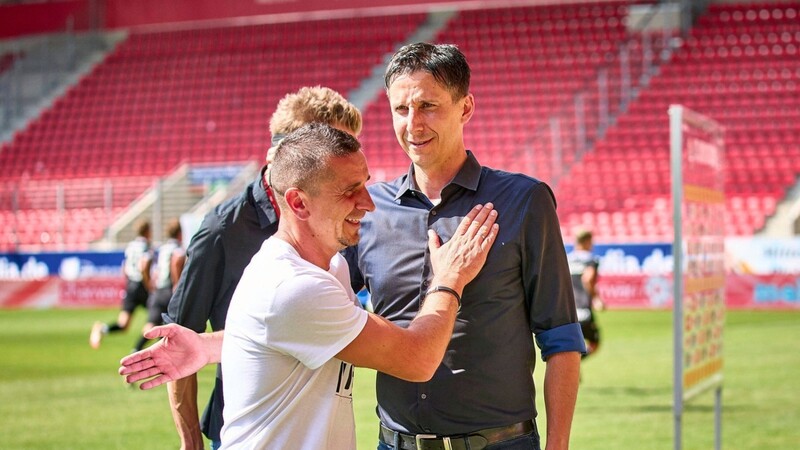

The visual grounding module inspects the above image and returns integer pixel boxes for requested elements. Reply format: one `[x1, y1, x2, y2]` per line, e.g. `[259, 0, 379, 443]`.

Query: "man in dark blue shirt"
[345, 43, 585, 450]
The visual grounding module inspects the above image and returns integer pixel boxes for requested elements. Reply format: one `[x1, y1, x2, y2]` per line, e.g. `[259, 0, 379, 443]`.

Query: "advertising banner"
[670, 104, 725, 450]
[0, 251, 124, 308]
[4, 241, 800, 308]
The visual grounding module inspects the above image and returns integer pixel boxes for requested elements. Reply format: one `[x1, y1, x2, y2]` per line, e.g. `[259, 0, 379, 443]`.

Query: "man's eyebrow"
[341, 175, 370, 191]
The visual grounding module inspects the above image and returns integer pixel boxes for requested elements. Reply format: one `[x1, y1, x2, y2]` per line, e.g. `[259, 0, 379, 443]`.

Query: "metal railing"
[522, 0, 685, 188]
[0, 26, 113, 141]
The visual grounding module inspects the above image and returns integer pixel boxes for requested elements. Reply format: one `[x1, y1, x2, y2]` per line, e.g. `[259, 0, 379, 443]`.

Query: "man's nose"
[358, 189, 376, 212]
[406, 108, 423, 134]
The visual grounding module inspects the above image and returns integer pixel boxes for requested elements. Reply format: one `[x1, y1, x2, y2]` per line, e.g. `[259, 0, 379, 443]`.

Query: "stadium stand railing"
[357, 1, 651, 183]
[0, 13, 427, 250]
[556, 2, 800, 242]
[2, 1, 797, 250]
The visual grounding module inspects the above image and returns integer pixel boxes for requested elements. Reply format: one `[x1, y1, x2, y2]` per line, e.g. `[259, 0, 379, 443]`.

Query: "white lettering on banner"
[645, 276, 672, 307]
[598, 249, 673, 275]
[600, 283, 639, 298]
[60, 281, 124, 304]
[595, 275, 673, 308]
[0, 256, 120, 281]
[58, 257, 119, 280]
[0, 257, 49, 280]
[59, 257, 81, 281]
[598, 249, 641, 274]
[686, 137, 721, 169]
[642, 249, 673, 275]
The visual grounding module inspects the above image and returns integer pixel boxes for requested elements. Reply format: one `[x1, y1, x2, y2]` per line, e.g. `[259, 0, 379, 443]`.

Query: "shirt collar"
[394, 150, 482, 201]
[255, 166, 280, 226]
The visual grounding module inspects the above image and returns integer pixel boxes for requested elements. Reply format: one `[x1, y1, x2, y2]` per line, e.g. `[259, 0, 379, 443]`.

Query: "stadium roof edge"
[125, 0, 626, 34]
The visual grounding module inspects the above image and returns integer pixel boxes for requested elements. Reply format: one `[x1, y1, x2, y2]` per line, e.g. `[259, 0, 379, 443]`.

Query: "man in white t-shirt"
[220, 228, 365, 448]
[122, 122, 499, 449]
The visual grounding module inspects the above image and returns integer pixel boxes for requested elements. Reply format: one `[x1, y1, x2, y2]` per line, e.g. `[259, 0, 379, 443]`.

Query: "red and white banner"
[0, 278, 123, 309]
[597, 273, 800, 309]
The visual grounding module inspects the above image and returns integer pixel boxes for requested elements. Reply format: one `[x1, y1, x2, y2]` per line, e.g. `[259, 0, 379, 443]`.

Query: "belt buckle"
[414, 434, 453, 450]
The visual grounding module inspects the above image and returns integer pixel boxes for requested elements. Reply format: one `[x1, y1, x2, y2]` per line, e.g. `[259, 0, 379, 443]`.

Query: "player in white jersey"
[90, 219, 153, 350]
[133, 219, 186, 352]
[567, 228, 602, 358]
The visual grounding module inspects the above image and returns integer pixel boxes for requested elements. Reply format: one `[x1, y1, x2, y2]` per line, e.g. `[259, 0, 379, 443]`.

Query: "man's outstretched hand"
[119, 324, 216, 390]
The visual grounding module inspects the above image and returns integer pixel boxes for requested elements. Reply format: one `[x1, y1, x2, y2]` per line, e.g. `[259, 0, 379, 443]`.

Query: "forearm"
[167, 375, 204, 450]
[543, 351, 581, 450]
[404, 285, 462, 376]
[201, 330, 224, 365]
[338, 286, 460, 382]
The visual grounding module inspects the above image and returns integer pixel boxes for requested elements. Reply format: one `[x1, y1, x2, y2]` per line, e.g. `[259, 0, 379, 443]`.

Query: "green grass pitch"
[0, 308, 797, 449]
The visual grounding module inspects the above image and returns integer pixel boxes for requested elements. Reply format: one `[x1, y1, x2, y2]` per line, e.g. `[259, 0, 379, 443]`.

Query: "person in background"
[132, 218, 186, 352]
[567, 227, 602, 359]
[164, 86, 363, 450]
[90, 219, 153, 351]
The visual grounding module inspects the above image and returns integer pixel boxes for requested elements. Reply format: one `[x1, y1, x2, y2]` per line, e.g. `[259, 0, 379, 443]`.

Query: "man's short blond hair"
[269, 86, 362, 137]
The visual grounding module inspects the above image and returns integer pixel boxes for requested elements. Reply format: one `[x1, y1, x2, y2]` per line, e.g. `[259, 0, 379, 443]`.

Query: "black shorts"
[147, 288, 172, 325]
[122, 280, 149, 313]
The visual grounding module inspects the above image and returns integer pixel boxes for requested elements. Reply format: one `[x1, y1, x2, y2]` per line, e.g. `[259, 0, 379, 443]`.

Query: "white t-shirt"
[220, 237, 369, 450]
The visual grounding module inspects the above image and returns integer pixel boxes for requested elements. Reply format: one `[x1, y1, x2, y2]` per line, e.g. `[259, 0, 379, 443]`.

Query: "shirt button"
[421, 394, 427, 400]
[431, 210, 437, 216]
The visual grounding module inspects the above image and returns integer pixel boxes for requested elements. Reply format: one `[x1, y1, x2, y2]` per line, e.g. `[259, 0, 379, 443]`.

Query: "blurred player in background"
[132, 218, 186, 352]
[90, 219, 153, 351]
[567, 228, 602, 358]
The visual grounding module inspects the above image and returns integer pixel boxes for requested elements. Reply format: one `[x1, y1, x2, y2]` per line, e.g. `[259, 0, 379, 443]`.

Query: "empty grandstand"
[0, 0, 798, 252]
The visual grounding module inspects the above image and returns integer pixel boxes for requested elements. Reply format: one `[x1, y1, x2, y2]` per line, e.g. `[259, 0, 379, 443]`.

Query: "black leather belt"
[379, 420, 535, 450]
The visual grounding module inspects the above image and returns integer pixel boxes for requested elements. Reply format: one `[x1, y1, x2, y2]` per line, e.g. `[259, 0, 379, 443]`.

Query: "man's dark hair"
[165, 218, 182, 240]
[384, 42, 471, 100]
[270, 123, 361, 197]
[134, 219, 151, 238]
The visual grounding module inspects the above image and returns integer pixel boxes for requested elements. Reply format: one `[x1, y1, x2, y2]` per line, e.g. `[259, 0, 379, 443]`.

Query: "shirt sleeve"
[266, 272, 368, 370]
[166, 214, 226, 332]
[535, 322, 586, 360]
[522, 182, 586, 358]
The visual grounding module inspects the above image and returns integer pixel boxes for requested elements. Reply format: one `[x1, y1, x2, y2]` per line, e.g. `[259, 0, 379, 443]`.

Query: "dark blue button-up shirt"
[344, 151, 584, 435]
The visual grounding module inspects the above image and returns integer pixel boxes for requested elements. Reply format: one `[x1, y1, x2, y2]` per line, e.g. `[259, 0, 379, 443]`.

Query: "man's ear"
[284, 188, 310, 220]
[461, 93, 475, 125]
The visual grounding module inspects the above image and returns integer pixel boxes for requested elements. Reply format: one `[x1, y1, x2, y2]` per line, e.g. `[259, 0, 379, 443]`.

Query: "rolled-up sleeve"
[535, 322, 586, 360]
[522, 183, 587, 360]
